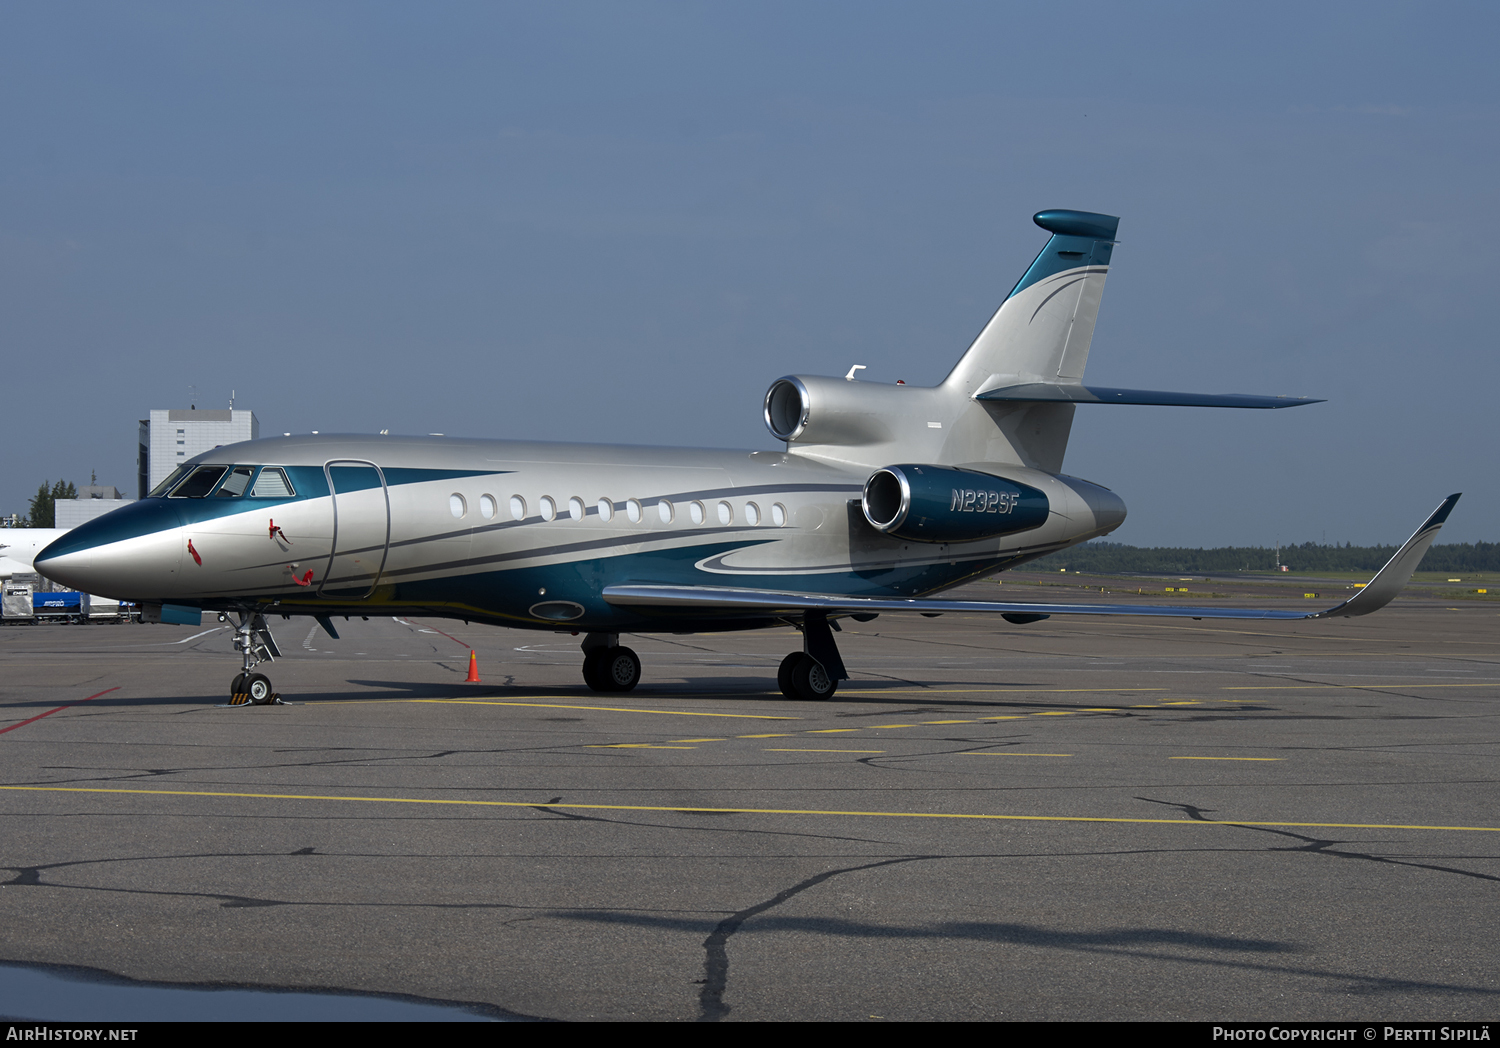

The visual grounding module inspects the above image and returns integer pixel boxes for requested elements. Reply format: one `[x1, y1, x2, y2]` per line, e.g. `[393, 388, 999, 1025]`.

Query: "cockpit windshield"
[158, 464, 298, 499]
[147, 465, 191, 498]
[168, 465, 229, 498]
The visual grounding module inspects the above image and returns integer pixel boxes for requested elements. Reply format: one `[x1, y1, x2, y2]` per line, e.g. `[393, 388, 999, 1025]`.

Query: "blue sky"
[3, 3, 1495, 545]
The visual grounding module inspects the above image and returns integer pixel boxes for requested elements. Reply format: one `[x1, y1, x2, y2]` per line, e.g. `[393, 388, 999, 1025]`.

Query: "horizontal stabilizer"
[975, 384, 1323, 409]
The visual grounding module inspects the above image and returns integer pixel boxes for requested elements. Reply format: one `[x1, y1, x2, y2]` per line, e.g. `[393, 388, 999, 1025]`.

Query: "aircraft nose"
[34, 502, 185, 600]
[34, 545, 94, 592]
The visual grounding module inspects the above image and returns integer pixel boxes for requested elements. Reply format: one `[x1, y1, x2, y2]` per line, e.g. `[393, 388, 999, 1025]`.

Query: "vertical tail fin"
[944, 210, 1119, 397]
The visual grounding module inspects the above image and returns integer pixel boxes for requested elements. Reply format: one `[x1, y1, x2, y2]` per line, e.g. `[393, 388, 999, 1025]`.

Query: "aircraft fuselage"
[36, 434, 1126, 634]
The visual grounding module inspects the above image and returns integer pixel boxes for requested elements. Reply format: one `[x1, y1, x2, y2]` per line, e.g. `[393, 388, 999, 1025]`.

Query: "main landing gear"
[224, 610, 283, 706]
[778, 612, 850, 701]
[576, 614, 850, 700]
[581, 632, 641, 692]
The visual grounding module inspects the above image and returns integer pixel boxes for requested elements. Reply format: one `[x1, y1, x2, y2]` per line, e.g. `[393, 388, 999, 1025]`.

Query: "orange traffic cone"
[465, 650, 481, 683]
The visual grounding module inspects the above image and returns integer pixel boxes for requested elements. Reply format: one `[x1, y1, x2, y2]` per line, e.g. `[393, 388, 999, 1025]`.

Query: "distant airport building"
[138, 408, 259, 497]
[54, 485, 135, 529]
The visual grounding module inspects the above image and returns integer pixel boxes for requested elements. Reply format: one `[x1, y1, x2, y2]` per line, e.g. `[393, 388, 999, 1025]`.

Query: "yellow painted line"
[841, 688, 1168, 696]
[867, 724, 917, 729]
[1161, 701, 1202, 706]
[765, 748, 886, 754]
[3, 785, 1495, 833]
[410, 699, 796, 720]
[922, 719, 977, 724]
[586, 744, 697, 749]
[963, 752, 1072, 757]
[805, 729, 861, 734]
[1221, 684, 1498, 691]
[1080, 708, 1120, 712]
[1171, 756, 1284, 762]
[738, 733, 796, 739]
[669, 738, 727, 743]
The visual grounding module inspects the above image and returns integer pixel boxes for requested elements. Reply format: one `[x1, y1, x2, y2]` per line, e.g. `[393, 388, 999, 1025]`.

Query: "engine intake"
[862, 464, 1049, 543]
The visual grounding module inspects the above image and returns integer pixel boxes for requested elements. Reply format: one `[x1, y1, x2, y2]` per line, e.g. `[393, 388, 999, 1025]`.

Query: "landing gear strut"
[581, 632, 641, 692]
[778, 612, 849, 701]
[226, 610, 282, 705]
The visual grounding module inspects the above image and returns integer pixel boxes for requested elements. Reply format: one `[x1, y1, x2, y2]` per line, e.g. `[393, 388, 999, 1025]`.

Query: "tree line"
[4, 480, 78, 529]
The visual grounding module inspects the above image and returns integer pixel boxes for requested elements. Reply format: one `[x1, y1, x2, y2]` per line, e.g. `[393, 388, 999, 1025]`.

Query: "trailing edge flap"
[603, 495, 1459, 623]
[975, 383, 1325, 409]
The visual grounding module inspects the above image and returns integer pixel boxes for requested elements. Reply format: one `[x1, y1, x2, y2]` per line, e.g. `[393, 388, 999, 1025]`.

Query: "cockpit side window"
[169, 465, 229, 498]
[148, 465, 191, 498]
[212, 466, 256, 498]
[251, 467, 295, 498]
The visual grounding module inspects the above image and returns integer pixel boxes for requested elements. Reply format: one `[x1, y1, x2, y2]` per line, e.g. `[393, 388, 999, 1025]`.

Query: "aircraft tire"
[230, 673, 246, 700]
[582, 651, 610, 692]
[246, 673, 274, 705]
[790, 655, 837, 701]
[602, 647, 640, 692]
[776, 652, 801, 698]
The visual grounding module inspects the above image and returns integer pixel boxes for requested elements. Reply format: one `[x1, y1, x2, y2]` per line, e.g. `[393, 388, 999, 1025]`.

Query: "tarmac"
[1, 579, 1497, 1021]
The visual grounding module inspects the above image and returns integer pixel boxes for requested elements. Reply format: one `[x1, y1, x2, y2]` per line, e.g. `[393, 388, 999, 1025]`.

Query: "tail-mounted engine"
[861, 464, 1049, 543]
[764, 375, 913, 446]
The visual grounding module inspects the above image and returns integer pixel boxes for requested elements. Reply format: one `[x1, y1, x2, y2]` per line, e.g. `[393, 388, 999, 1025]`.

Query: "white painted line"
[172, 627, 227, 644]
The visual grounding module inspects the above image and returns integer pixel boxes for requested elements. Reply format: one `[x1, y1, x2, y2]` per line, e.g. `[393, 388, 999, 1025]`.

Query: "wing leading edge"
[604, 495, 1461, 623]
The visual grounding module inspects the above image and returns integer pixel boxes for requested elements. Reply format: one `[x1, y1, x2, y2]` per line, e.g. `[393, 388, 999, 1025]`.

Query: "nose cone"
[35, 501, 184, 600]
[1061, 476, 1127, 536]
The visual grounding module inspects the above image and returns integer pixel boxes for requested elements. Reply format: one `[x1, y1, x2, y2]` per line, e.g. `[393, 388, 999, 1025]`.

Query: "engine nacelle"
[862, 464, 1049, 543]
[764, 375, 909, 445]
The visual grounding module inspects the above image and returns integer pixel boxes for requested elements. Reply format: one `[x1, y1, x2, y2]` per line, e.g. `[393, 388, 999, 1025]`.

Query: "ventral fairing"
[37, 210, 1459, 704]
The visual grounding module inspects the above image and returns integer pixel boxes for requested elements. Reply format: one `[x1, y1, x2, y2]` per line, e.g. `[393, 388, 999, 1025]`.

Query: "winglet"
[1317, 494, 1461, 618]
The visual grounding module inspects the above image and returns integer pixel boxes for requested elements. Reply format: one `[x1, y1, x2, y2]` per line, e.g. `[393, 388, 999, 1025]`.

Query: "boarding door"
[319, 460, 391, 599]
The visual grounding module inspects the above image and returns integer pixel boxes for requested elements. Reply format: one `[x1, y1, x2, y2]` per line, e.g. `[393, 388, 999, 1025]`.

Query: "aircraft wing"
[604, 494, 1461, 623]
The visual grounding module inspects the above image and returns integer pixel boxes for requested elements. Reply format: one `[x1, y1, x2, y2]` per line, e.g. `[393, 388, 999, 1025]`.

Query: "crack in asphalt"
[1137, 797, 1500, 884]
[696, 855, 937, 1022]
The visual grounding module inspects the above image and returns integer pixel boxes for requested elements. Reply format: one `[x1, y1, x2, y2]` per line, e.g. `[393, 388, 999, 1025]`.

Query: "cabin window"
[479, 494, 496, 519]
[771, 503, 787, 527]
[509, 495, 527, 520]
[569, 497, 585, 521]
[625, 499, 642, 523]
[450, 494, 467, 519]
[213, 466, 256, 498]
[688, 501, 705, 525]
[744, 501, 761, 526]
[170, 465, 229, 499]
[250, 468, 294, 498]
[539, 496, 556, 521]
[657, 500, 674, 524]
[716, 500, 733, 525]
[597, 498, 614, 522]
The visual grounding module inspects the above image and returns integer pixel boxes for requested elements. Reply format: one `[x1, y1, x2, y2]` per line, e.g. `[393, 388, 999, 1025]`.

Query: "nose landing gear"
[226, 610, 284, 706]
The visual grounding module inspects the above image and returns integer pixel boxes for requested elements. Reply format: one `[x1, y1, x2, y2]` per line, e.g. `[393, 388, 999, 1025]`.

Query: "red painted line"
[403, 618, 469, 651]
[0, 687, 120, 736]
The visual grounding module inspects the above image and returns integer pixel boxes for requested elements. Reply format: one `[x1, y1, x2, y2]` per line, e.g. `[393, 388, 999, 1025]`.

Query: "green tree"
[27, 479, 76, 528]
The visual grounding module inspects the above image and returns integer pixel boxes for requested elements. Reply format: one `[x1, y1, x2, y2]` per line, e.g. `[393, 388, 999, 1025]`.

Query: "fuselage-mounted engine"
[861, 464, 1049, 543]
